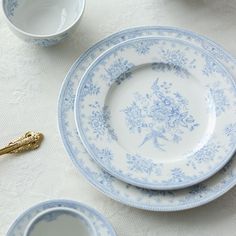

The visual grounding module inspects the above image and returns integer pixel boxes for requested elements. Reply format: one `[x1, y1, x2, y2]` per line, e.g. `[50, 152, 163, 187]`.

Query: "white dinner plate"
[7, 199, 116, 236]
[58, 26, 236, 210]
[75, 36, 236, 190]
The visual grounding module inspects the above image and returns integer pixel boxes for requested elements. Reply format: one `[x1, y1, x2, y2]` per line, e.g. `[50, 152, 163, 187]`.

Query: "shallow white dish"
[7, 200, 116, 236]
[2, 0, 85, 46]
[75, 36, 236, 190]
[58, 26, 236, 211]
[24, 207, 96, 236]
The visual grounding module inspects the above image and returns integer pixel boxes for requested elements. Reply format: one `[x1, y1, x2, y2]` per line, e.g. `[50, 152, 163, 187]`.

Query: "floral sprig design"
[89, 102, 117, 141]
[187, 142, 221, 169]
[201, 40, 230, 62]
[225, 123, 236, 149]
[126, 154, 162, 175]
[77, 157, 118, 194]
[155, 49, 196, 78]
[80, 78, 100, 100]
[163, 168, 195, 184]
[64, 80, 75, 112]
[101, 58, 134, 86]
[203, 56, 227, 77]
[122, 79, 199, 150]
[161, 49, 188, 67]
[208, 82, 230, 116]
[131, 40, 156, 55]
[90, 145, 114, 168]
[122, 102, 146, 134]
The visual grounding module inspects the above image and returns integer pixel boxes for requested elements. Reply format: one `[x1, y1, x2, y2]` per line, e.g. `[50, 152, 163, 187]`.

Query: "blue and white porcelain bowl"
[2, 0, 85, 46]
[23, 207, 96, 236]
[7, 199, 116, 235]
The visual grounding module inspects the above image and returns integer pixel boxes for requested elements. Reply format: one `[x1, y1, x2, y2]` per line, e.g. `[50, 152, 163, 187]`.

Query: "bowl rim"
[2, 0, 86, 38]
[23, 206, 97, 236]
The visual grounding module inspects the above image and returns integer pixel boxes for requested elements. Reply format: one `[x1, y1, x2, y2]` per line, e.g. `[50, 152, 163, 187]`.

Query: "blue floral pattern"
[63, 80, 76, 112]
[225, 123, 236, 148]
[163, 168, 195, 185]
[203, 56, 227, 77]
[101, 58, 134, 86]
[201, 40, 231, 62]
[81, 78, 100, 100]
[131, 40, 156, 55]
[90, 145, 114, 167]
[126, 154, 162, 175]
[208, 82, 230, 116]
[187, 142, 221, 169]
[75, 36, 236, 190]
[159, 49, 196, 78]
[26, 33, 68, 46]
[122, 79, 199, 150]
[58, 26, 236, 211]
[88, 102, 117, 141]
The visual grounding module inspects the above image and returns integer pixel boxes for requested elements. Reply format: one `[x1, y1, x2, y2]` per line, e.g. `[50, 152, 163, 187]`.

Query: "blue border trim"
[58, 26, 236, 211]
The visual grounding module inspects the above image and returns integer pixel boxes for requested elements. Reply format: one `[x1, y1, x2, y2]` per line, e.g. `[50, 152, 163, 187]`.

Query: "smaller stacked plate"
[58, 26, 236, 211]
[74, 36, 236, 191]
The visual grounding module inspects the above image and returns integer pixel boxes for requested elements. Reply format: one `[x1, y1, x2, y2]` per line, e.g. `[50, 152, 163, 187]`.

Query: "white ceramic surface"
[24, 207, 96, 236]
[58, 26, 236, 211]
[75, 36, 236, 190]
[2, 0, 236, 235]
[2, 0, 85, 46]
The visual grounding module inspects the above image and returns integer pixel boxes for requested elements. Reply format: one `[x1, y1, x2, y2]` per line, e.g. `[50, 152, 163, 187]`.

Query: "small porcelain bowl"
[2, 0, 85, 46]
[24, 207, 96, 236]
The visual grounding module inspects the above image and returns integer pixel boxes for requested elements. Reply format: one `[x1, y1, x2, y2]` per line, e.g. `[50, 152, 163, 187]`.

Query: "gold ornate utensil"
[0, 131, 44, 156]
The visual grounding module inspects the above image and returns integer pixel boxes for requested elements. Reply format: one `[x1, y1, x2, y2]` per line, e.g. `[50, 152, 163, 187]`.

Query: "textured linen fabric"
[1, 0, 236, 235]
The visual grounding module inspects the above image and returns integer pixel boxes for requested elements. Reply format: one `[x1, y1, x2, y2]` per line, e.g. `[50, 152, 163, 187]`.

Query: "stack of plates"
[58, 26, 236, 211]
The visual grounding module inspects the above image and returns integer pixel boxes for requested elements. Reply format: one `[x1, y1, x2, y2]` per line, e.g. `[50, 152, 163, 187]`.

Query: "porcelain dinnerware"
[24, 207, 96, 236]
[2, 0, 85, 46]
[58, 26, 236, 211]
[75, 36, 236, 190]
[7, 200, 116, 236]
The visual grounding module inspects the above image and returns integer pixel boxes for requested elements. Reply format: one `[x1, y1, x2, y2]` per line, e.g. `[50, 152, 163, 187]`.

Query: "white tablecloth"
[1, 0, 236, 235]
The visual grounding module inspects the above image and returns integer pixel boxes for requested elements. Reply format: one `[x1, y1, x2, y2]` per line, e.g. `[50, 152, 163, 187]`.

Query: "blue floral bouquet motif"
[151, 49, 196, 78]
[207, 82, 230, 116]
[88, 102, 117, 141]
[225, 122, 236, 149]
[186, 142, 221, 169]
[101, 58, 134, 86]
[122, 79, 199, 150]
[126, 154, 162, 175]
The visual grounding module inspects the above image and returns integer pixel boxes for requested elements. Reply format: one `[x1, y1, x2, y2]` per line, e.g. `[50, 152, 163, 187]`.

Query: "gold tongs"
[0, 131, 44, 156]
